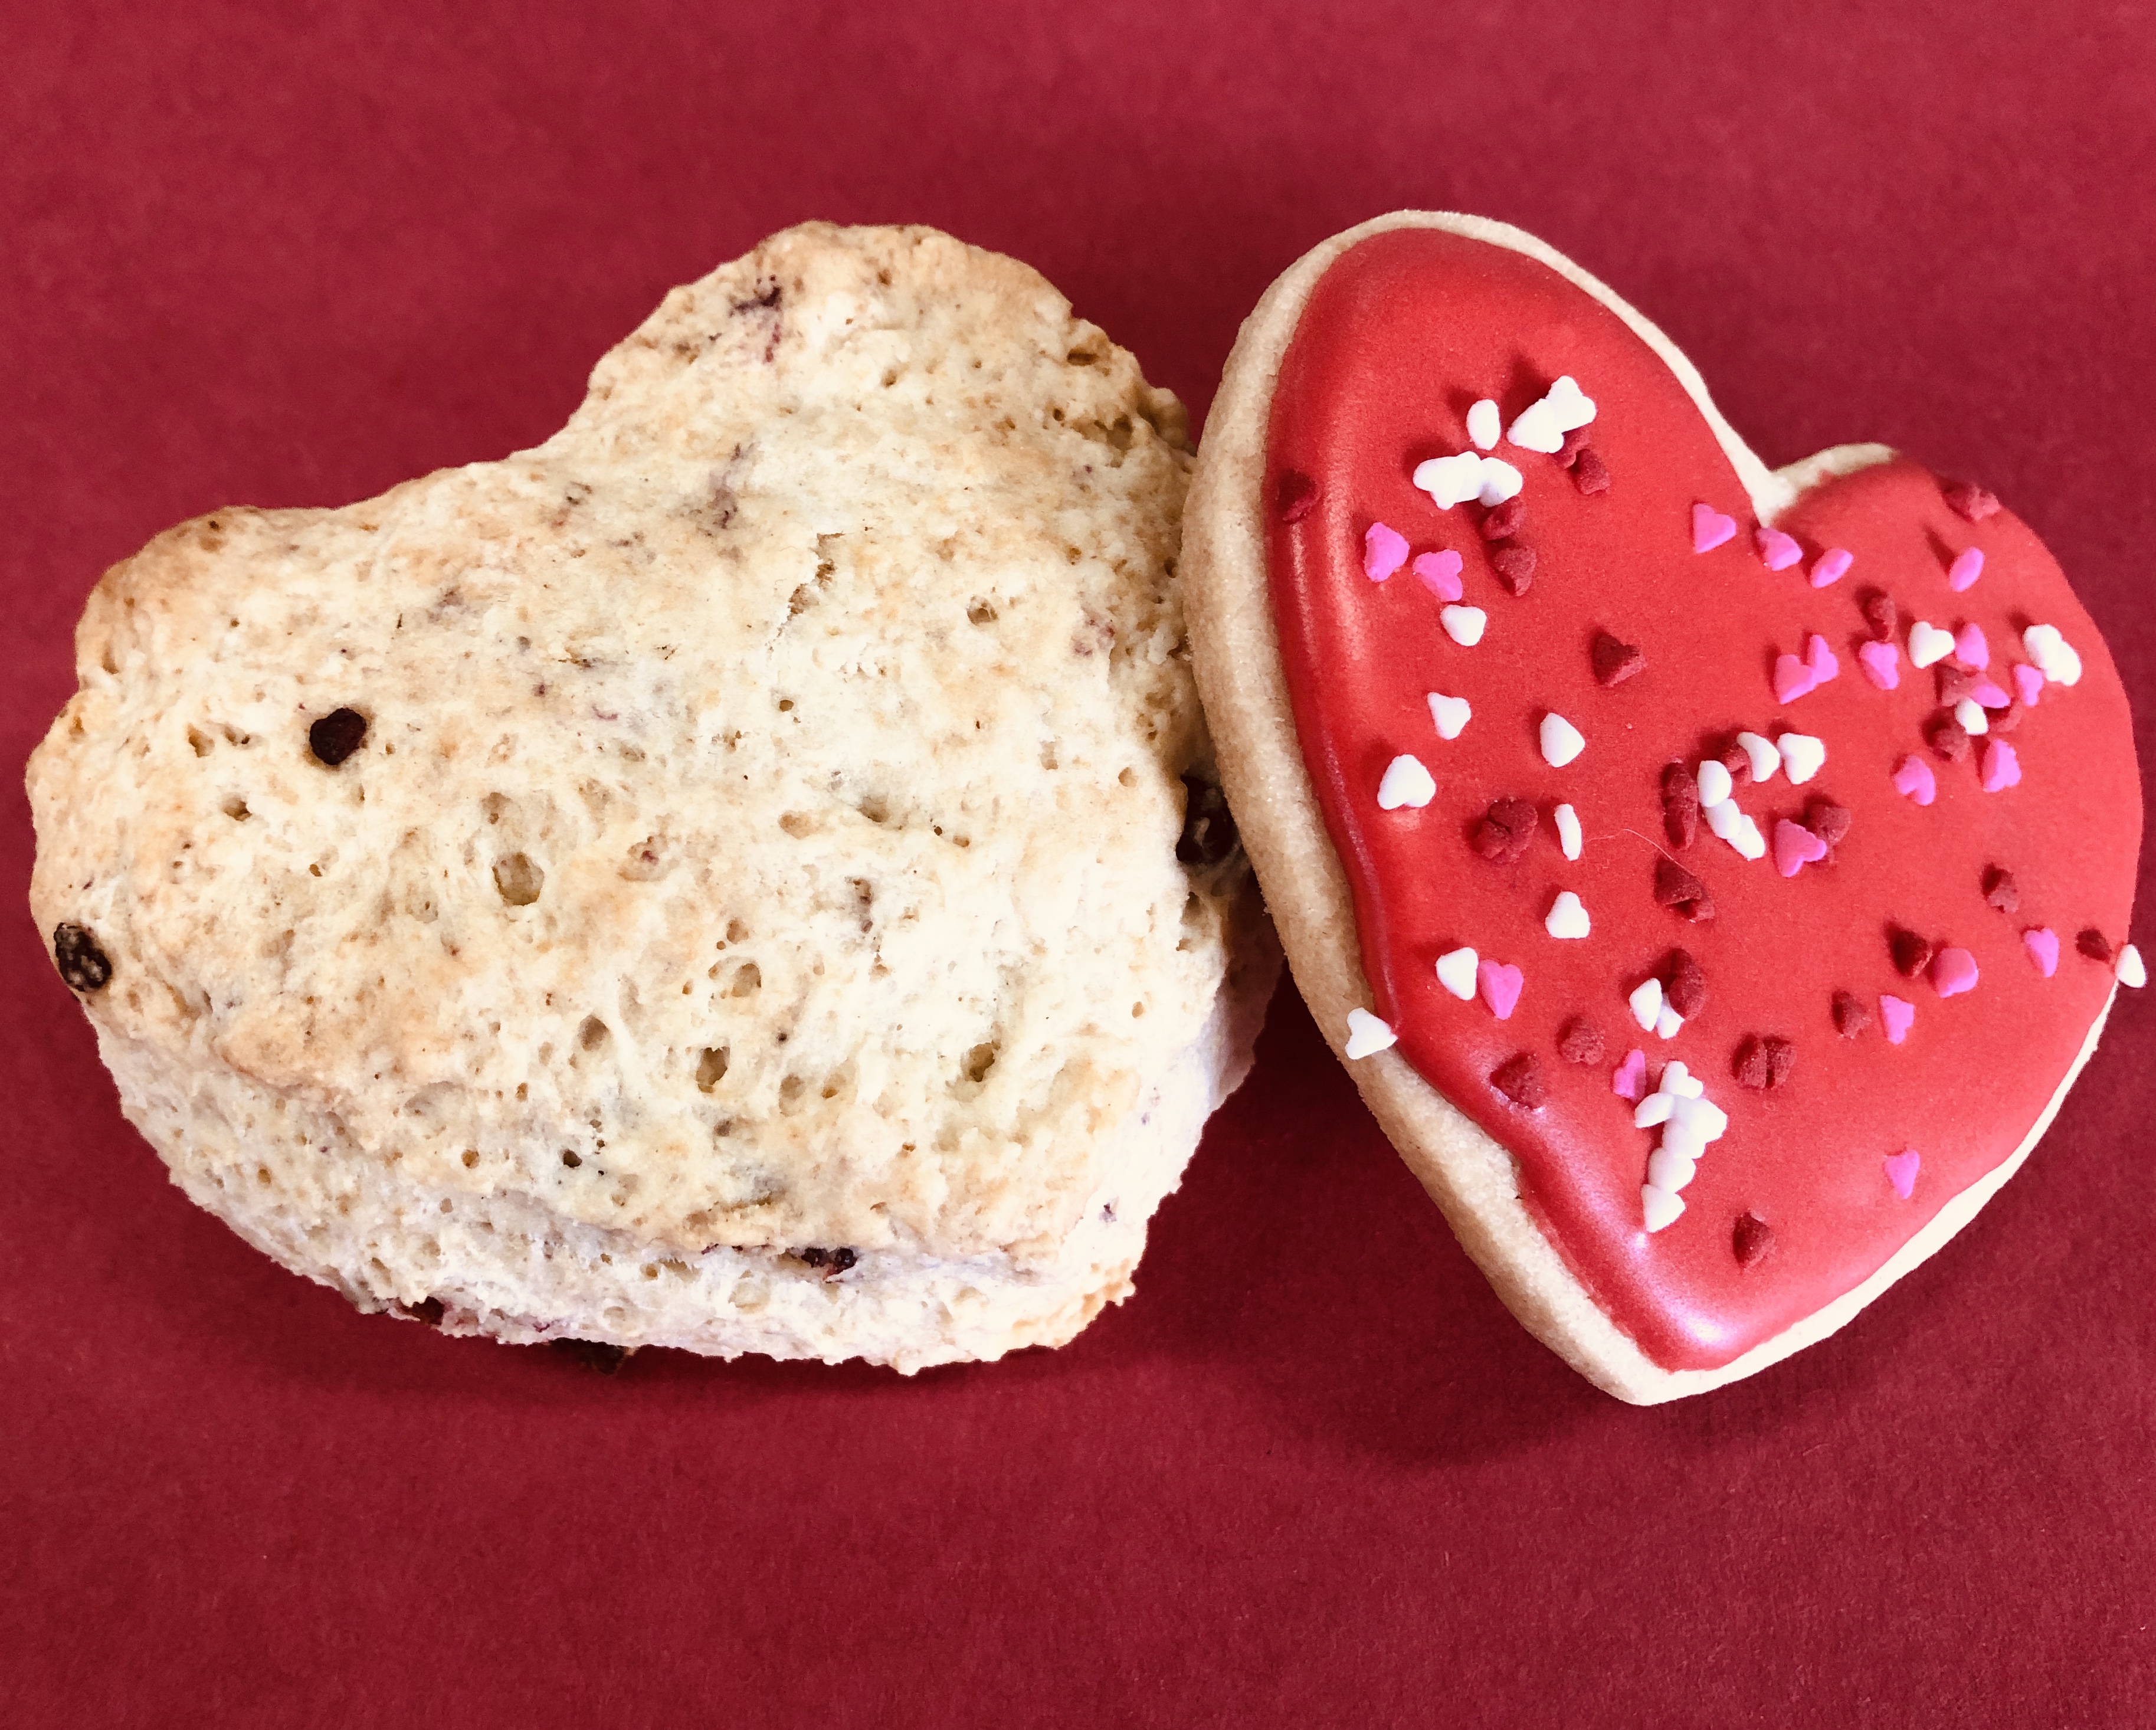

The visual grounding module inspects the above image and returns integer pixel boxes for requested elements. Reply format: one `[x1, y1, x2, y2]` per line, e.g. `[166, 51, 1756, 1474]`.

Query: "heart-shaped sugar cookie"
[1185, 213, 2142, 1402]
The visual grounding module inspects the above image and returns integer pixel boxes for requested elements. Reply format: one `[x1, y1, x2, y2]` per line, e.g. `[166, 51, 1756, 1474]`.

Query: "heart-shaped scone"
[1185, 213, 2142, 1401]
[29, 223, 1277, 1372]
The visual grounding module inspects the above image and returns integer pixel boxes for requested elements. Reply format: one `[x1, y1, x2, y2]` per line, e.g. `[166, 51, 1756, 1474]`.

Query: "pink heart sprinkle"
[1971, 679, 2011, 709]
[1364, 522, 1408, 582]
[1880, 994, 1915, 1043]
[1772, 654, 1818, 704]
[2024, 927, 2060, 978]
[1692, 502, 1737, 553]
[1892, 755, 1937, 806]
[1612, 1047, 1647, 1100]
[1980, 738, 2021, 791]
[1806, 633, 1839, 683]
[1931, 946, 1980, 997]
[1809, 547, 1853, 588]
[1857, 641, 1901, 690]
[1883, 1149, 1921, 1200]
[1411, 548, 1464, 601]
[2011, 663, 2044, 707]
[1948, 546, 1985, 591]
[1755, 527, 1803, 571]
[1773, 818, 1828, 877]
[1954, 622, 1989, 669]
[1477, 959, 1523, 1021]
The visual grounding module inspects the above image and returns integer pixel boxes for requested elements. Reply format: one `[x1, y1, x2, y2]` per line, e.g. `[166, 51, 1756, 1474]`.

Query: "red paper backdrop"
[6, 5, 2152, 1724]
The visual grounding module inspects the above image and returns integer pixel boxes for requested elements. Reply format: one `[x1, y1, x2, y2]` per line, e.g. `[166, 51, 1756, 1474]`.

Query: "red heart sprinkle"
[1590, 630, 1646, 687]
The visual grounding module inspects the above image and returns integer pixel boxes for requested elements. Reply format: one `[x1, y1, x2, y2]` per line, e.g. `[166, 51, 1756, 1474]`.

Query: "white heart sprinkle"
[1466, 398, 1500, 451]
[1427, 692, 1472, 740]
[1477, 457, 1524, 506]
[1670, 1095, 1727, 1141]
[1377, 754, 1436, 810]
[1658, 1119, 1708, 1164]
[1730, 813, 1768, 861]
[1647, 1147, 1698, 1194]
[1634, 1093, 1675, 1129]
[1413, 451, 1486, 509]
[1697, 759, 1733, 807]
[1435, 946, 1480, 1000]
[1777, 732, 1826, 785]
[1704, 798, 1742, 844]
[1441, 605, 1487, 646]
[2023, 623, 2084, 686]
[1344, 1007, 1397, 1060]
[1641, 1184, 1685, 1232]
[2119, 943, 2147, 989]
[1540, 712, 1586, 768]
[1736, 732, 1780, 782]
[1654, 1004, 1684, 1040]
[1629, 977, 1664, 1031]
[1544, 375, 1597, 431]
[1555, 802, 1582, 861]
[1954, 696, 1990, 736]
[1505, 398, 1565, 454]
[1545, 890, 1591, 940]
[1909, 621, 1956, 668]
[1662, 1064, 1703, 1099]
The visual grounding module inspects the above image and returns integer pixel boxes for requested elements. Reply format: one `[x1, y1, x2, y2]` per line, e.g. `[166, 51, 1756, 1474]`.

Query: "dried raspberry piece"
[1275, 468, 1318, 523]
[1942, 479, 2001, 522]
[1654, 856, 1715, 922]
[1936, 664, 1976, 706]
[1804, 798, 1852, 848]
[1889, 927, 1935, 977]
[1982, 865, 2019, 912]
[1557, 1015, 1606, 1066]
[1470, 797, 1539, 865]
[1572, 447, 1611, 496]
[1717, 742, 1753, 788]
[1732, 1212, 1774, 1268]
[1479, 497, 1525, 541]
[1661, 947, 1707, 1018]
[1490, 544, 1536, 595]
[1734, 1034, 1795, 1090]
[1925, 715, 1972, 762]
[1661, 762, 1700, 848]
[1831, 990, 1872, 1037]
[1490, 1052, 1547, 1108]
[2078, 928, 2115, 963]
[1590, 630, 1645, 687]
[309, 707, 369, 766]
[51, 922, 113, 993]
[1860, 590, 1898, 643]
[1555, 425, 1591, 468]
[1178, 776, 1239, 867]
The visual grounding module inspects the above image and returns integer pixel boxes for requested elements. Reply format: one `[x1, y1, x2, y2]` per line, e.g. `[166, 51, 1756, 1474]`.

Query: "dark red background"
[6, 5, 2152, 1724]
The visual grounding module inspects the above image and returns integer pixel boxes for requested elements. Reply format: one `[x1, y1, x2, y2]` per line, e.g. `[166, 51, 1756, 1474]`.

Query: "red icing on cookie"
[1264, 226, 2140, 1371]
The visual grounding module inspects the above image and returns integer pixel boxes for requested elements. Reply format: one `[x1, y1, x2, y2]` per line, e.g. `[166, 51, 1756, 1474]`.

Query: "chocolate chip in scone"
[308, 707, 369, 766]
[1557, 1016, 1605, 1066]
[549, 1338, 628, 1375]
[1490, 1052, 1547, 1108]
[1732, 1212, 1774, 1268]
[798, 1246, 859, 1277]
[1177, 776, 1239, 869]
[53, 922, 113, 992]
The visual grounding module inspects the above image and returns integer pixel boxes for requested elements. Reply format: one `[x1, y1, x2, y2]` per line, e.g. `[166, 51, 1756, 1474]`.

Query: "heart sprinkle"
[1734, 1034, 1795, 1089]
[1412, 549, 1464, 601]
[1363, 522, 1408, 582]
[2011, 663, 2044, 707]
[1572, 448, 1611, 495]
[1629, 977, 1664, 1032]
[1555, 802, 1583, 861]
[1954, 696, 1991, 736]
[1732, 1213, 1774, 1267]
[2079, 929, 2115, 963]
[1833, 990, 1873, 1036]
[1980, 738, 2021, 791]
[1558, 1016, 1606, 1064]
[1427, 691, 1472, 739]
[1466, 398, 1500, 451]
[1414, 451, 1486, 508]
[1891, 755, 1937, 805]
[1982, 865, 2020, 912]
[1971, 679, 2011, 709]
[1377, 755, 1436, 810]
[1755, 527, 1803, 571]
[2023, 928, 2060, 977]
[1441, 605, 1487, 646]
[1641, 1185, 1686, 1233]
[1545, 890, 1592, 939]
[1490, 545, 1536, 595]
[1653, 856, 1715, 922]
[1880, 995, 1916, 1043]
[1697, 758, 1734, 807]
[1345, 1008, 1397, 1059]
[1861, 590, 1899, 641]
[1276, 470, 1319, 522]
[1662, 947, 1708, 1017]
[1804, 799, 1852, 847]
[1774, 818, 1829, 877]
[1478, 458, 1525, 506]
[1883, 1149, 1922, 1199]
[1692, 503, 1737, 553]
[2023, 624, 2083, 686]
[1942, 479, 2000, 522]
[1857, 641, 1901, 690]
[1954, 622, 1990, 669]
[1931, 947, 1980, 997]
[1435, 946, 1480, 1000]
[1948, 546, 1985, 591]
[1655, 1004, 1684, 1039]
[2120, 945, 2148, 989]
[1478, 959, 1524, 1020]
[1472, 797, 1539, 864]
[1705, 800, 1767, 860]
[1890, 928, 1935, 977]
[1778, 733, 1827, 785]
[1909, 620, 1955, 668]
[1806, 634, 1840, 683]
[1663, 762, 1701, 847]
[1491, 1052, 1547, 1108]
[1589, 630, 1645, 686]
[1480, 497, 1525, 541]
[1926, 716, 1972, 763]
[1540, 713, 1587, 768]
[1772, 654, 1817, 704]
[1810, 548, 1854, 588]
[1506, 399, 1565, 454]
[1612, 1047, 1648, 1100]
